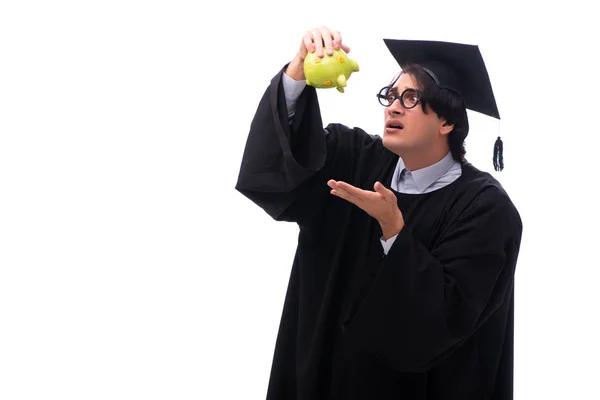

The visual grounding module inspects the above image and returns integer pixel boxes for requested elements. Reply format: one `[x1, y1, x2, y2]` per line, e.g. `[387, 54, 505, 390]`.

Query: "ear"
[439, 120, 454, 136]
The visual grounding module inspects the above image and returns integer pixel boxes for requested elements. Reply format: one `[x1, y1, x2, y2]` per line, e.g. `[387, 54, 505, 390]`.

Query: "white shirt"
[282, 72, 462, 255]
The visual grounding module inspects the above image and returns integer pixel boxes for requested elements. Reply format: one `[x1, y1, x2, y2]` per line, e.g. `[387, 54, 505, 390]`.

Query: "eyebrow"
[390, 86, 418, 93]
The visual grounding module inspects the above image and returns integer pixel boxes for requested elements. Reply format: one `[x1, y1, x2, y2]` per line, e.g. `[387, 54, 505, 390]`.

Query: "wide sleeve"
[235, 65, 380, 226]
[344, 188, 523, 373]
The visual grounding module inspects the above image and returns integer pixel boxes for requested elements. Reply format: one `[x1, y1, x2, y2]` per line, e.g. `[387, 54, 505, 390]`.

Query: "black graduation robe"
[235, 66, 523, 400]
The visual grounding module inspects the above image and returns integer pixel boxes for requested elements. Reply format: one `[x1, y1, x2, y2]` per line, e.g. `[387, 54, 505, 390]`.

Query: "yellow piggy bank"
[304, 48, 359, 93]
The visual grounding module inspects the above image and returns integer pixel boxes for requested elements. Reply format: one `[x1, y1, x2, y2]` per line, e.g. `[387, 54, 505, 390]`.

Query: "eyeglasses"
[376, 86, 421, 109]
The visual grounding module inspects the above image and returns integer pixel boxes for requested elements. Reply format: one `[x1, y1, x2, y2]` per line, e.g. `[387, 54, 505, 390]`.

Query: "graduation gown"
[235, 67, 523, 400]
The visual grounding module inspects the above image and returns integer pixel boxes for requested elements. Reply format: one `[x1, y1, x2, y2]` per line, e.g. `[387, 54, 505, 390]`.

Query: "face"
[382, 73, 452, 162]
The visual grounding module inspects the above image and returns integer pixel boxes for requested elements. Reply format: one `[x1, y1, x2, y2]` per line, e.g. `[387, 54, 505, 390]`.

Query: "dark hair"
[390, 64, 469, 162]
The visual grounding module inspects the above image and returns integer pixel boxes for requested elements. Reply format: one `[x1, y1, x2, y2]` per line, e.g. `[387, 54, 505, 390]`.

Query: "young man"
[235, 26, 523, 400]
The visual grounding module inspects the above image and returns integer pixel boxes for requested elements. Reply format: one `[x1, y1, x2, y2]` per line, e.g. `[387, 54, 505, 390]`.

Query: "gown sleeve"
[235, 65, 381, 228]
[345, 187, 523, 373]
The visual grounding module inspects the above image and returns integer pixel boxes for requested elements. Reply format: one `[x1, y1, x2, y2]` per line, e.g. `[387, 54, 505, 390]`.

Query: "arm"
[344, 189, 523, 373]
[282, 70, 306, 120]
[235, 27, 360, 225]
[234, 65, 328, 222]
[328, 180, 403, 255]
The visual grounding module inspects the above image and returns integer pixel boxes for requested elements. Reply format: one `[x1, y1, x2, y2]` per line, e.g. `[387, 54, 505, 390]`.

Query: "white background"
[1, 1, 599, 399]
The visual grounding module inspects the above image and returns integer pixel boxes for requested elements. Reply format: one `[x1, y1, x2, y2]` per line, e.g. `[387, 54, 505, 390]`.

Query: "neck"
[400, 145, 450, 171]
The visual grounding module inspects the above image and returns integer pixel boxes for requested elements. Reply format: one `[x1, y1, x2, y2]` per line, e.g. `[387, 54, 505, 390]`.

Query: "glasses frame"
[376, 86, 422, 109]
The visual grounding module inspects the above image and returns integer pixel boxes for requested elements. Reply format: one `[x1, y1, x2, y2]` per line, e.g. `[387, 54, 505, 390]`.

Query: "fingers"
[330, 188, 361, 206]
[331, 30, 342, 51]
[302, 31, 315, 55]
[330, 180, 388, 199]
[328, 180, 353, 193]
[310, 28, 324, 57]
[374, 181, 389, 195]
[304, 26, 347, 57]
[374, 181, 396, 201]
[328, 180, 366, 204]
[318, 26, 334, 56]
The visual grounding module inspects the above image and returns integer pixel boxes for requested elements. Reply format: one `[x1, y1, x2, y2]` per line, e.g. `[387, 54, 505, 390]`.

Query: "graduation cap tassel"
[493, 136, 504, 172]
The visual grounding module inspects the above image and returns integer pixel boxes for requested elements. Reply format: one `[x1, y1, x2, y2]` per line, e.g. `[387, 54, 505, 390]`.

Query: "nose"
[387, 99, 404, 116]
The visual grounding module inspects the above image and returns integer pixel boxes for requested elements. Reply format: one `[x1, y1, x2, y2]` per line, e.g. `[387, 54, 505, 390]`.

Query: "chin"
[383, 134, 405, 151]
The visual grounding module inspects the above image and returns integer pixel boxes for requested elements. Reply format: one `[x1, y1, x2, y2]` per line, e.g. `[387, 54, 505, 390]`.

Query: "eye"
[402, 90, 419, 106]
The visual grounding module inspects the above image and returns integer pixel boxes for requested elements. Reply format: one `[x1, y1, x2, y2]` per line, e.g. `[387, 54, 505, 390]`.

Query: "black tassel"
[493, 136, 504, 172]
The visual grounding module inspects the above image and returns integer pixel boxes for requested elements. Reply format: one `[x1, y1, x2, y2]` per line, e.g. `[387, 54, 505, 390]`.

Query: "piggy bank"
[304, 48, 359, 93]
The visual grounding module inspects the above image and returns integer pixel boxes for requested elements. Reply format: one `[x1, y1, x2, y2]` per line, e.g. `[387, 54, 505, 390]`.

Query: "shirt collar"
[397, 152, 457, 193]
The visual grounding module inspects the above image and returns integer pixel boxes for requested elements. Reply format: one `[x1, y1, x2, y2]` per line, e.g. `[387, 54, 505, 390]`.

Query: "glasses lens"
[377, 87, 392, 106]
[401, 89, 419, 108]
[378, 87, 420, 108]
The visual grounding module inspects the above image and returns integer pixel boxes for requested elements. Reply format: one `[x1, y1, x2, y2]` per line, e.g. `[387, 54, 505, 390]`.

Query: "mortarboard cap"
[383, 39, 505, 170]
[383, 39, 499, 119]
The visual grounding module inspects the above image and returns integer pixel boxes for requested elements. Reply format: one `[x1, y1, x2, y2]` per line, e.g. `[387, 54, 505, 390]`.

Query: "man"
[235, 26, 523, 400]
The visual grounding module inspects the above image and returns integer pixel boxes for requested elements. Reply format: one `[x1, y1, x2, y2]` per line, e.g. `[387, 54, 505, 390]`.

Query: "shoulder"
[458, 163, 522, 230]
[462, 163, 516, 204]
[325, 123, 381, 140]
[324, 123, 384, 150]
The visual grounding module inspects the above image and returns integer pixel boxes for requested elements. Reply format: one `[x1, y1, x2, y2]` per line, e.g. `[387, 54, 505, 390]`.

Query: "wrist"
[285, 55, 305, 81]
[380, 214, 404, 241]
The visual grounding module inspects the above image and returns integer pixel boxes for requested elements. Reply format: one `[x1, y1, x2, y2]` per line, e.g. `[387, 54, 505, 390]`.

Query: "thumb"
[373, 181, 391, 196]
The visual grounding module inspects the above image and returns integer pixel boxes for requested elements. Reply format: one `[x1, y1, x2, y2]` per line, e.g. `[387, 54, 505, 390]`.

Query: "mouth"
[385, 120, 404, 133]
